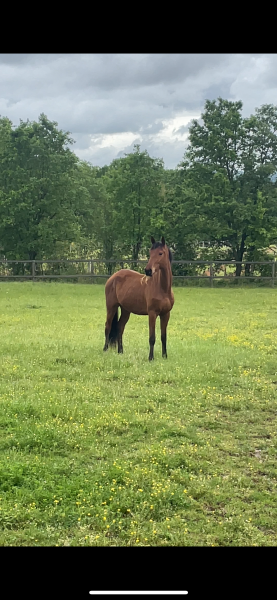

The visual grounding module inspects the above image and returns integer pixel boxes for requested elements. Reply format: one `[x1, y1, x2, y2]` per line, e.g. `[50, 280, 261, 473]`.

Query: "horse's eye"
[159, 252, 163, 255]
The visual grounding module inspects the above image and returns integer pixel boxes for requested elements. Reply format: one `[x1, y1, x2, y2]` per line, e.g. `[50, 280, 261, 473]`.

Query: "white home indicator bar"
[89, 593, 188, 596]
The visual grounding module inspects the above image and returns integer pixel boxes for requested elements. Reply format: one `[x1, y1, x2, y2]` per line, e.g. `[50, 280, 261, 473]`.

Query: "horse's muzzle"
[145, 268, 152, 277]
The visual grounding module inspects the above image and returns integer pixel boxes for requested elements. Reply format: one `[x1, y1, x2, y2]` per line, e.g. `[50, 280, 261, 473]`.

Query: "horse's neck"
[158, 264, 172, 294]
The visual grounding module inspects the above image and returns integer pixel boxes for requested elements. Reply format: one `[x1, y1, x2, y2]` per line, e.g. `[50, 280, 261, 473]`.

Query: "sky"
[0, 53, 276, 169]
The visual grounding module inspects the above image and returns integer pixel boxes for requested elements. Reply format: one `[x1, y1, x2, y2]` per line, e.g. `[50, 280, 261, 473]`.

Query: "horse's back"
[105, 269, 143, 289]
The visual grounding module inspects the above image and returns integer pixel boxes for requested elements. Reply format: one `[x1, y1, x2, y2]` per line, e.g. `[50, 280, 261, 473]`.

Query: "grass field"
[0, 282, 276, 546]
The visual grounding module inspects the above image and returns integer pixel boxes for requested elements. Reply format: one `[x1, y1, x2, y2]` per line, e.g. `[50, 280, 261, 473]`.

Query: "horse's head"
[145, 236, 172, 277]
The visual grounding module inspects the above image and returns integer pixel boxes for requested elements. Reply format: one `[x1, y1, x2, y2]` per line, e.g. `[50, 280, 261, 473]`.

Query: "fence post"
[32, 260, 35, 282]
[210, 263, 213, 288]
[272, 260, 275, 288]
[90, 260, 94, 283]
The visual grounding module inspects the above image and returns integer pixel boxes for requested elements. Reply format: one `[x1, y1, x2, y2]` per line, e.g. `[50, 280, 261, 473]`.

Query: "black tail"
[109, 310, 118, 346]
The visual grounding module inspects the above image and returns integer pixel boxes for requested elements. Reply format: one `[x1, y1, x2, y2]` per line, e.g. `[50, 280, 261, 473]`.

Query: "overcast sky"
[0, 54, 276, 169]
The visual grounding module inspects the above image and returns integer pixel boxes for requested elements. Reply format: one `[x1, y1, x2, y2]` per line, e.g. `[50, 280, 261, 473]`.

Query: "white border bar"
[89, 593, 188, 596]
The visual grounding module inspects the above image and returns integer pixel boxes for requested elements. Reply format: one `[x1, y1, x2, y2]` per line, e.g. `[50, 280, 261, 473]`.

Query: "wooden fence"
[0, 259, 276, 286]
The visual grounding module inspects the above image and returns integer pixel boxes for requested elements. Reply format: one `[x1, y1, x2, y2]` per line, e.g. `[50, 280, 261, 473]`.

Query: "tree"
[161, 168, 199, 275]
[72, 161, 110, 259]
[103, 145, 165, 263]
[180, 99, 277, 275]
[0, 114, 81, 267]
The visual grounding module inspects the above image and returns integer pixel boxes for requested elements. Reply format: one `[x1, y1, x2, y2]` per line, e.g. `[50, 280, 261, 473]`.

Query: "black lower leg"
[160, 313, 169, 359]
[118, 336, 123, 353]
[161, 333, 167, 358]
[149, 334, 155, 361]
[103, 321, 111, 351]
[117, 308, 130, 355]
[103, 329, 109, 351]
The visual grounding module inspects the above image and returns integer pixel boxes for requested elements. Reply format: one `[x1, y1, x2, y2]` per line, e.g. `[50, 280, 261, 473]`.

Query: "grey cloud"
[42, 54, 230, 92]
[0, 54, 34, 65]
[135, 54, 229, 85]
[204, 82, 234, 102]
[0, 54, 230, 99]
[71, 133, 92, 150]
[1, 54, 277, 169]
[0, 53, 71, 66]
[173, 124, 190, 136]
[139, 122, 165, 135]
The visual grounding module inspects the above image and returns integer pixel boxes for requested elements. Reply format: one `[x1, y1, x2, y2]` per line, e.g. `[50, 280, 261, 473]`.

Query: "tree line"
[1, 98, 277, 277]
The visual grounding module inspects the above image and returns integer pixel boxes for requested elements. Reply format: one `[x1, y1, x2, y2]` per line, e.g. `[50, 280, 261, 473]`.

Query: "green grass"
[0, 282, 276, 546]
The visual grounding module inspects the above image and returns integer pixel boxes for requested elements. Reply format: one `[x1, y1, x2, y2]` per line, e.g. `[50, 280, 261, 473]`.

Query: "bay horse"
[103, 237, 174, 360]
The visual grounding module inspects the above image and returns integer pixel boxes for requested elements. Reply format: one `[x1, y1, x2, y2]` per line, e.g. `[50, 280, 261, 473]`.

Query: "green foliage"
[102, 145, 165, 261]
[1, 101, 277, 270]
[179, 99, 277, 274]
[0, 115, 81, 265]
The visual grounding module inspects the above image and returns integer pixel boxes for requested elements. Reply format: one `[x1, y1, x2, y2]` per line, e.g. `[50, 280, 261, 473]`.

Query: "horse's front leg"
[160, 312, 170, 358]
[148, 310, 157, 361]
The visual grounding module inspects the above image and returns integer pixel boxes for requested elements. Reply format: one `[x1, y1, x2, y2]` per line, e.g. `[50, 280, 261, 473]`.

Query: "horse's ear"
[161, 236, 165, 246]
[151, 236, 155, 244]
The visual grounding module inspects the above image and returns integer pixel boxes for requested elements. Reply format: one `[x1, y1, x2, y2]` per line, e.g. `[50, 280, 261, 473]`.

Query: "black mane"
[151, 241, 172, 263]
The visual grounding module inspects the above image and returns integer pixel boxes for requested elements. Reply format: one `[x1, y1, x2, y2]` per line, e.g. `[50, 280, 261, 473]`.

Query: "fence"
[0, 258, 276, 286]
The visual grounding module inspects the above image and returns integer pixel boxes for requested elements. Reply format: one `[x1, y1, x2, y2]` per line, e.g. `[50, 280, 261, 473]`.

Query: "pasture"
[0, 282, 276, 546]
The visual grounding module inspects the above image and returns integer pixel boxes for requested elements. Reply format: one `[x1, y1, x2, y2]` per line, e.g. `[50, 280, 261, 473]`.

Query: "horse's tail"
[109, 310, 118, 346]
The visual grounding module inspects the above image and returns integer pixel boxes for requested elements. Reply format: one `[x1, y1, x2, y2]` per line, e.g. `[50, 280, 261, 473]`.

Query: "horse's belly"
[121, 295, 148, 315]
[116, 282, 148, 315]
[123, 303, 148, 315]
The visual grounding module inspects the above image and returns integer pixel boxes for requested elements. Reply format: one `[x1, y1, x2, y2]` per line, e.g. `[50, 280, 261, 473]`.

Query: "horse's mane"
[151, 241, 172, 264]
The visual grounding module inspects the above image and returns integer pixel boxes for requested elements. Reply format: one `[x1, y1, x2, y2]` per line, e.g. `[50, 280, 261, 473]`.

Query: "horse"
[103, 236, 174, 361]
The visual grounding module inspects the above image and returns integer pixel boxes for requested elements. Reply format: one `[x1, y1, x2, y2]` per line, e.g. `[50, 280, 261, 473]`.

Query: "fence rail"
[0, 259, 276, 287]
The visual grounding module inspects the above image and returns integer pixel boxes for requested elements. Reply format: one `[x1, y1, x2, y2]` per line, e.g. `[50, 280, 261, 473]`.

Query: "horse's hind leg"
[103, 278, 119, 351]
[160, 312, 170, 358]
[103, 305, 118, 351]
[117, 307, 130, 354]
